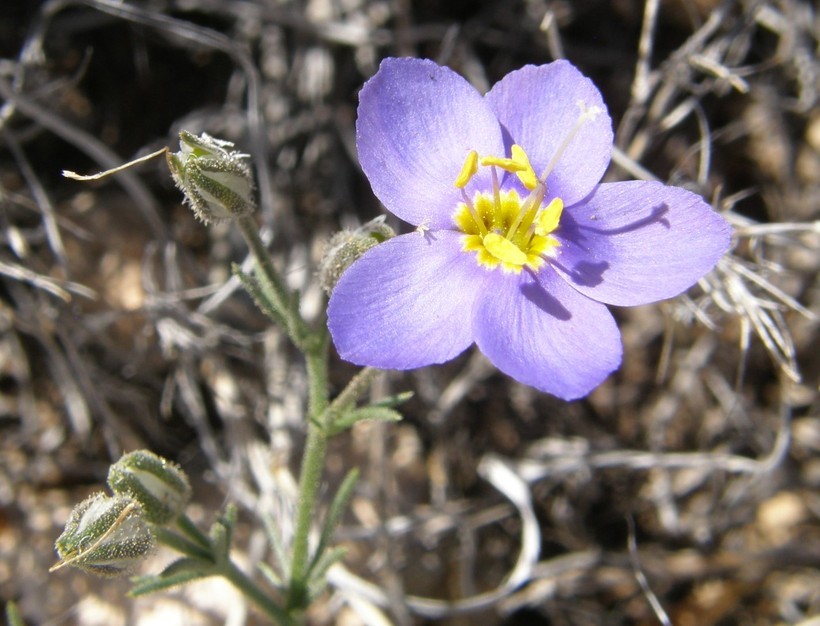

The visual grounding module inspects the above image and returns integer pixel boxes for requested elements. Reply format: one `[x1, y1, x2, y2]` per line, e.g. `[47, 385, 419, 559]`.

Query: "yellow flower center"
[453, 144, 563, 273]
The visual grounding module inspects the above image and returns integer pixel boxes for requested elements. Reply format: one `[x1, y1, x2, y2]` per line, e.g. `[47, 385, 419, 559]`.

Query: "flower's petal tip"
[556, 182, 735, 306]
[356, 56, 504, 229]
[365, 57, 445, 92]
[376, 56, 438, 70]
[473, 269, 623, 401]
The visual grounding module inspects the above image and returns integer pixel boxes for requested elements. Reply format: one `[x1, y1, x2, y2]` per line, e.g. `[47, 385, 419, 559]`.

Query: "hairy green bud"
[167, 130, 256, 224]
[107, 450, 192, 525]
[52, 493, 154, 577]
[318, 216, 395, 294]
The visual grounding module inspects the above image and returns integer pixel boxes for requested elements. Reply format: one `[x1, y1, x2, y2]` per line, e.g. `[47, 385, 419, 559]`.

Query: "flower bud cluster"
[167, 130, 256, 224]
[318, 216, 395, 294]
[52, 450, 191, 577]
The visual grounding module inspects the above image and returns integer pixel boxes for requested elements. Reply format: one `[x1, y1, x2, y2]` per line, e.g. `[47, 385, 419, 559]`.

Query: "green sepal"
[166, 131, 255, 224]
[318, 217, 396, 294]
[189, 158, 254, 217]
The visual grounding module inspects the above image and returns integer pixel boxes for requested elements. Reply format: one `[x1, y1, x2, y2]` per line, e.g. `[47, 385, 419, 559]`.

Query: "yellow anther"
[483, 232, 528, 266]
[480, 154, 522, 171]
[534, 197, 564, 236]
[480, 145, 539, 190]
[510, 145, 539, 190]
[454, 150, 479, 188]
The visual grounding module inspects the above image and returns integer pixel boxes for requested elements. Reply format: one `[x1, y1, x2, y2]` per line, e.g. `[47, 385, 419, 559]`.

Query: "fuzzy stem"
[154, 525, 293, 625]
[221, 560, 295, 626]
[235, 212, 333, 615]
[234, 214, 378, 618]
[286, 360, 381, 613]
[152, 526, 212, 561]
[176, 513, 211, 548]
[236, 214, 307, 348]
[285, 422, 328, 612]
[286, 337, 330, 612]
[327, 367, 379, 421]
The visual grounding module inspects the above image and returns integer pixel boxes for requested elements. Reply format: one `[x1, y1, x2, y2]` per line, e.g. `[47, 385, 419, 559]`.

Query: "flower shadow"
[571, 200, 672, 236]
[521, 273, 572, 321]
[554, 200, 673, 287]
[552, 258, 610, 288]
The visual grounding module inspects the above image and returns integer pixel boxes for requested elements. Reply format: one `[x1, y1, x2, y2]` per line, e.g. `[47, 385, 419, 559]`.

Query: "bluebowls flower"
[328, 58, 732, 400]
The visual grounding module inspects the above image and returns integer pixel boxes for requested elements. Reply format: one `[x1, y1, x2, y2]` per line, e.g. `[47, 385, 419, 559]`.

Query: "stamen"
[505, 181, 546, 243]
[483, 232, 528, 266]
[454, 150, 479, 188]
[534, 198, 563, 236]
[538, 101, 603, 182]
[480, 144, 538, 190]
[461, 189, 487, 236]
[454, 144, 565, 273]
[510, 145, 538, 190]
[490, 166, 501, 220]
[480, 155, 523, 171]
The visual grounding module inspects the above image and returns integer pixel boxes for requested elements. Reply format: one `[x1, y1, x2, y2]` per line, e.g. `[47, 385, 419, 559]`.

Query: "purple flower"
[328, 58, 732, 400]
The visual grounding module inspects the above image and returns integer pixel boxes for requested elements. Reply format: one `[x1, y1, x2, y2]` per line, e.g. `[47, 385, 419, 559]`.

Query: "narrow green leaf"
[6, 601, 25, 626]
[372, 390, 414, 408]
[308, 546, 347, 600]
[209, 505, 237, 564]
[307, 469, 358, 577]
[129, 567, 211, 596]
[263, 514, 291, 577]
[158, 556, 213, 578]
[176, 513, 211, 548]
[152, 526, 213, 561]
[328, 406, 403, 435]
[232, 264, 289, 328]
[328, 368, 380, 417]
[257, 561, 285, 590]
[223, 505, 237, 544]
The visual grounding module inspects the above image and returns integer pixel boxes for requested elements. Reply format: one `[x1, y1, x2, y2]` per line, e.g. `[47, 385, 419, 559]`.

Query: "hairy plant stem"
[221, 559, 295, 626]
[236, 215, 307, 348]
[285, 422, 327, 611]
[284, 328, 330, 610]
[235, 215, 328, 612]
[235, 214, 376, 618]
[152, 524, 294, 626]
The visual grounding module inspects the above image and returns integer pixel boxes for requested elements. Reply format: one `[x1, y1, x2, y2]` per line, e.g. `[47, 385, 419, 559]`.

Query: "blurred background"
[0, 0, 817, 624]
